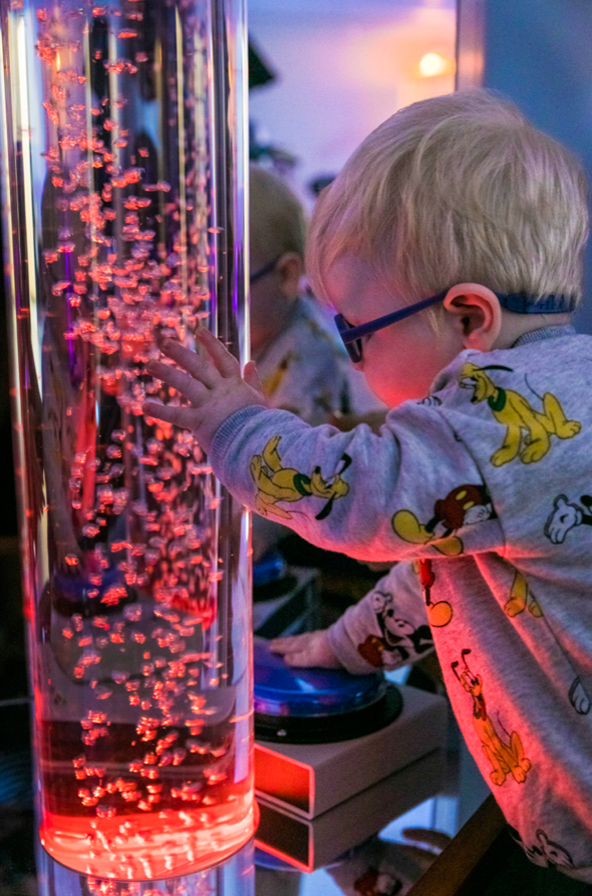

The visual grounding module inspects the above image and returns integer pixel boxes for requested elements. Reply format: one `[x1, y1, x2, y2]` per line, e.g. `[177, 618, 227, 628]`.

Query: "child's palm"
[144, 331, 265, 452]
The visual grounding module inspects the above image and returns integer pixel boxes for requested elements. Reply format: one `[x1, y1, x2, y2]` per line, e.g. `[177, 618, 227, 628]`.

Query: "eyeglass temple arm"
[339, 291, 447, 344]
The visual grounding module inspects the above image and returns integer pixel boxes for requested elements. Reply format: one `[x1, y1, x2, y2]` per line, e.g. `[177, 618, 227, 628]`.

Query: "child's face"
[325, 255, 463, 406]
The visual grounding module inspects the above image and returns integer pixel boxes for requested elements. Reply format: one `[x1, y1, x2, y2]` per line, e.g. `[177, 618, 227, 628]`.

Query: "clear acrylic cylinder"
[35, 833, 255, 896]
[0, 0, 254, 880]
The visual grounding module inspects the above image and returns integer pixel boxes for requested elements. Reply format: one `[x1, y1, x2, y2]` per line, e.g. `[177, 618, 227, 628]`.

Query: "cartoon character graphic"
[568, 677, 591, 715]
[508, 826, 575, 871]
[357, 590, 433, 667]
[544, 493, 592, 544]
[458, 362, 581, 467]
[503, 570, 590, 715]
[418, 395, 442, 407]
[451, 649, 532, 786]
[261, 351, 298, 398]
[504, 570, 542, 618]
[417, 558, 453, 627]
[354, 868, 402, 896]
[250, 435, 351, 520]
[392, 483, 495, 556]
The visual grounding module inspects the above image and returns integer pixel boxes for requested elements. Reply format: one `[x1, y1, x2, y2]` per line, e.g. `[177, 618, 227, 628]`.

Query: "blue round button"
[253, 637, 386, 719]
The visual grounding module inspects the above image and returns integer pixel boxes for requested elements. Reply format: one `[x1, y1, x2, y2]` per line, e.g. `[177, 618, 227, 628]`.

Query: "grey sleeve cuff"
[327, 611, 380, 675]
[209, 405, 268, 474]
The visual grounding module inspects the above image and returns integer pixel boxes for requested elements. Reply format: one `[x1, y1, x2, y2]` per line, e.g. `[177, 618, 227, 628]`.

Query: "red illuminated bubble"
[100, 585, 127, 606]
[143, 181, 171, 193]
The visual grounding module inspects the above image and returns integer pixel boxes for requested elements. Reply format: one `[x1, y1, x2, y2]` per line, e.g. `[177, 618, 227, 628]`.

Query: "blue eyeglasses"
[335, 291, 447, 363]
[250, 255, 281, 285]
[334, 289, 577, 364]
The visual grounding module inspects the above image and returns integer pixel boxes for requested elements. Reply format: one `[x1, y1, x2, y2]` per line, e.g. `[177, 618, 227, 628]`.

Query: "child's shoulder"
[412, 328, 591, 487]
[429, 329, 592, 403]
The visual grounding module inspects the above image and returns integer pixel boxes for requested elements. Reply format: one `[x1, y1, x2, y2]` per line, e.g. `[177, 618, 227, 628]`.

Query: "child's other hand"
[143, 330, 265, 452]
[270, 630, 343, 668]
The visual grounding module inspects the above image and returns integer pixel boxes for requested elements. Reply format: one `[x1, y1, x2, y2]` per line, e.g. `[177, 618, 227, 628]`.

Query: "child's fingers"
[195, 328, 241, 378]
[159, 339, 221, 389]
[283, 650, 316, 668]
[243, 360, 263, 394]
[269, 635, 308, 654]
[143, 401, 199, 431]
[270, 632, 342, 668]
[147, 358, 210, 402]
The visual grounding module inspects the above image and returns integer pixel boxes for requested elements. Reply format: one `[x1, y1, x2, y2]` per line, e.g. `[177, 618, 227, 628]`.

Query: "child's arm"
[271, 562, 433, 673]
[144, 333, 502, 563]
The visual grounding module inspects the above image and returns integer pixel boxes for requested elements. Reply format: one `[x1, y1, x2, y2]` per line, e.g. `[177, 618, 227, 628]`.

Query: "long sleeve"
[209, 389, 504, 563]
[326, 562, 433, 674]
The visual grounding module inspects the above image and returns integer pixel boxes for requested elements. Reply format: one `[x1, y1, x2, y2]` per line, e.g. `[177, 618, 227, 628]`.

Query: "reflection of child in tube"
[248, 165, 384, 561]
[39, 172, 97, 575]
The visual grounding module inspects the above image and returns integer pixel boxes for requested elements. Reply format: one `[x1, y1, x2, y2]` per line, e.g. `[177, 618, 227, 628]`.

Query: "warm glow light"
[41, 797, 258, 880]
[419, 51, 449, 77]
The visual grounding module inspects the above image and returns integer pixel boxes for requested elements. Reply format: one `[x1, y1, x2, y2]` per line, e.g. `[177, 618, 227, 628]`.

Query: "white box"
[255, 748, 446, 871]
[255, 684, 447, 819]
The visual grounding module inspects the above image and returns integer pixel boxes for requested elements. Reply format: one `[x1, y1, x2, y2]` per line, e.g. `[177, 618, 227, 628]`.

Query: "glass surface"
[0, 0, 254, 880]
[35, 835, 256, 895]
[0, 689, 472, 894]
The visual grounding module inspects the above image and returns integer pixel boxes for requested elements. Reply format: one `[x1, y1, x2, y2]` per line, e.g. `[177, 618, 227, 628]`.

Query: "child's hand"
[270, 630, 343, 668]
[143, 330, 266, 452]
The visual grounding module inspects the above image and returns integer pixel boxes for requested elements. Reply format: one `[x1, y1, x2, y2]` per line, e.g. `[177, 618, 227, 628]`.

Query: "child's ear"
[442, 283, 502, 351]
[276, 252, 304, 298]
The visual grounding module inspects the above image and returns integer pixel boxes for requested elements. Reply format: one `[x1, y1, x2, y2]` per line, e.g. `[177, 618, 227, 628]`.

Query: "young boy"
[144, 89, 592, 882]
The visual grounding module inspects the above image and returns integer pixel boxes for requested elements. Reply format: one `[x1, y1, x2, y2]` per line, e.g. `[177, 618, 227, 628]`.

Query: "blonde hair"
[249, 165, 307, 263]
[307, 89, 589, 311]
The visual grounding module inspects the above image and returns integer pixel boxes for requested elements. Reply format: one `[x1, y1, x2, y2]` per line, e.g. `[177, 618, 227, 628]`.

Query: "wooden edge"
[406, 796, 506, 896]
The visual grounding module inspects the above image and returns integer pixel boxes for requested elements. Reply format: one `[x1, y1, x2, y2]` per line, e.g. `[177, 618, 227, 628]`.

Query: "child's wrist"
[197, 399, 257, 453]
[325, 623, 351, 670]
[326, 616, 376, 675]
[208, 404, 268, 461]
